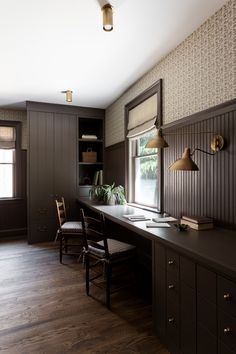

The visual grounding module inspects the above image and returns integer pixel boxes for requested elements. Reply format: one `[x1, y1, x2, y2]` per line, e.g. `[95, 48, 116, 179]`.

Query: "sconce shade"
[102, 4, 113, 31]
[145, 129, 169, 148]
[169, 147, 199, 171]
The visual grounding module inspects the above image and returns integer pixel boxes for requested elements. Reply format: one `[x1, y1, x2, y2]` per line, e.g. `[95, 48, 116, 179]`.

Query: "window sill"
[127, 202, 161, 214]
[0, 197, 25, 204]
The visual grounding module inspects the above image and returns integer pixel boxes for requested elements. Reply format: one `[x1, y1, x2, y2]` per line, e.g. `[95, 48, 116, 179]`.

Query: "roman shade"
[127, 93, 157, 138]
[0, 126, 16, 149]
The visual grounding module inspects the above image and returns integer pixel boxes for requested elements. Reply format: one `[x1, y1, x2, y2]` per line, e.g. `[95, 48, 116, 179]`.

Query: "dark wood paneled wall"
[163, 100, 236, 228]
[104, 141, 125, 186]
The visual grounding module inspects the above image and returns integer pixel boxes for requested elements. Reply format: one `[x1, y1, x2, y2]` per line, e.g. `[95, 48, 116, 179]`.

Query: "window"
[0, 149, 14, 197]
[0, 122, 20, 199]
[130, 130, 158, 207]
[125, 80, 163, 211]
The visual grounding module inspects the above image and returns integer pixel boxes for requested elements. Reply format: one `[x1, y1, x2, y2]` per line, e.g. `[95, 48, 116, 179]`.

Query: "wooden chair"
[55, 197, 83, 263]
[80, 208, 136, 309]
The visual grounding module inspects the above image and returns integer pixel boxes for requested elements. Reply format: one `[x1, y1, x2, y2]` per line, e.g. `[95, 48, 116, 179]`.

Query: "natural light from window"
[134, 131, 158, 207]
[0, 149, 14, 198]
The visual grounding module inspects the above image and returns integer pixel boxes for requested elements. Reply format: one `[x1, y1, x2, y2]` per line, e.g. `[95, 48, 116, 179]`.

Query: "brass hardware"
[168, 317, 175, 323]
[102, 4, 113, 32]
[211, 135, 224, 152]
[223, 327, 231, 334]
[61, 90, 73, 102]
[168, 284, 175, 290]
[168, 260, 174, 265]
[223, 293, 232, 301]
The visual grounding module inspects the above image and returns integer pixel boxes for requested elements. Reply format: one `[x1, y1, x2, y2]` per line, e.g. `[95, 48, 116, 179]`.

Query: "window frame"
[125, 80, 163, 213]
[0, 120, 21, 200]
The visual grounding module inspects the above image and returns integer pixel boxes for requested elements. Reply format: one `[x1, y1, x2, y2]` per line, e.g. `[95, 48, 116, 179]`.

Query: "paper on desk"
[123, 214, 150, 222]
[146, 222, 171, 228]
[152, 217, 177, 223]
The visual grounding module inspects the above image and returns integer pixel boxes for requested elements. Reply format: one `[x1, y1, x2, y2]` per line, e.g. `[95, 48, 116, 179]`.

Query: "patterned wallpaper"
[0, 109, 27, 149]
[105, 0, 236, 147]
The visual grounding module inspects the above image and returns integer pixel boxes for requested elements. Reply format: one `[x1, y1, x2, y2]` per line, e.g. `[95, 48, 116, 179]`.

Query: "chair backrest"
[80, 208, 109, 259]
[55, 197, 67, 227]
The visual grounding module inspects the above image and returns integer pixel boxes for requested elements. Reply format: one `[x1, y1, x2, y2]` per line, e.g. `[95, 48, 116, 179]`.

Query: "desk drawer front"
[180, 256, 196, 289]
[197, 294, 217, 335]
[167, 249, 179, 276]
[218, 276, 236, 318]
[197, 265, 216, 303]
[219, 310, 236, 352]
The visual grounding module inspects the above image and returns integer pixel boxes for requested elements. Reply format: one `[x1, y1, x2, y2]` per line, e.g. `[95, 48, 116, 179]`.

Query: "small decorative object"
[82, 148, 97, 162]
[89, 183, 127, 205]
[174, 223, 189, 231]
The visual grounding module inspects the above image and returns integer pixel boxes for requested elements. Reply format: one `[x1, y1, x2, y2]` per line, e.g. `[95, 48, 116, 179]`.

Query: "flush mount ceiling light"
[102, 4, 113, 31]
[61, 90, 73, 102]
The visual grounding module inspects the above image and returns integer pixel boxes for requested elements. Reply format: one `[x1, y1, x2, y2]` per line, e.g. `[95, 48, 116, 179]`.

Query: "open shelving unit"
[78, 117, 104, 197]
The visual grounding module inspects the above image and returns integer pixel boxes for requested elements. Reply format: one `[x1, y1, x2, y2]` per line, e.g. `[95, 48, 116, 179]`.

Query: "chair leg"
[59, 234, 63, 263]
[85, 256, 90, 296]
[106, 264, 111, 309]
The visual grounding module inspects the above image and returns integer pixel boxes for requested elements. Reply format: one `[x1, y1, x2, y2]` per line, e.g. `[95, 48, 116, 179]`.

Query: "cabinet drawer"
[167, 271, 179, 303]
[180, 256, 196, 289]
[219, 310, 236, 352]
[181, 283, 196, 354]
[218, 276, 236, 318]
[166, 249, 179, 276]
[197, 323, 217, 354]
[197, 265, 216, 303]
[153, 266, 166, 342]
[155, 242, 166, 269]
[219, 341, 236, 354]
[167, 299, 180, 354]
[197, 294, 217, 335]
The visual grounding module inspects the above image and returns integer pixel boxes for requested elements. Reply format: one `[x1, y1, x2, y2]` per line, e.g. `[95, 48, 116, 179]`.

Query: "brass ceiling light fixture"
[169, 135, 224, 171]
[61, 90, 73, 103]
[102, 3, 113, 32]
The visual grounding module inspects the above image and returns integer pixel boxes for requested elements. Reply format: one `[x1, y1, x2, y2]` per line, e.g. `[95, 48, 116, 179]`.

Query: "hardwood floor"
[0, 239, 169, 354]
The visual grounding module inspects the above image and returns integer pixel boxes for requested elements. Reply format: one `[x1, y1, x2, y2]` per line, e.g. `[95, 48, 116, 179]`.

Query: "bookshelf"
[78, 117, 104, 197]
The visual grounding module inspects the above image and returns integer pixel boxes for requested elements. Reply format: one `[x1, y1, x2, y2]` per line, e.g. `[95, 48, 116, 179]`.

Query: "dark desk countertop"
[77, 197, 236, 280]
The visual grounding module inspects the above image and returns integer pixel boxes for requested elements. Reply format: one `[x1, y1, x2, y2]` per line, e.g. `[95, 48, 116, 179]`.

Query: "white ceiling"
[0, 0, 228, 109]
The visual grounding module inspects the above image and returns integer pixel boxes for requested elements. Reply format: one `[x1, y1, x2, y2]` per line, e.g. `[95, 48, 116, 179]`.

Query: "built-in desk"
[77, 197, 236, 354]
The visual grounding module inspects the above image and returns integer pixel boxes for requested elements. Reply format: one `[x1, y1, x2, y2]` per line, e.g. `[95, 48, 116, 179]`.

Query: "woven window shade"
[127, 93, 157, 138]
[0, 126, 16, 149]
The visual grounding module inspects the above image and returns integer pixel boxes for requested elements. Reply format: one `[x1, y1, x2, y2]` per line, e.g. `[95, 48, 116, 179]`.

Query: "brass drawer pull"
[223, 327, 231, 335]
[168, 317, 175, 324]
[168, 284, 175, 290]
[224, 293, 232, 301]
[168, 260, 175, 266]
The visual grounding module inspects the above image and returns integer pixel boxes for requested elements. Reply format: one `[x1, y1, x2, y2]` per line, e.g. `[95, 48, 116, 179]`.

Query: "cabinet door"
[54, 113, 77, 218]
[152, 242, 166, 343]
[180, 282, 196, 354]
[28, 111, 54, 243]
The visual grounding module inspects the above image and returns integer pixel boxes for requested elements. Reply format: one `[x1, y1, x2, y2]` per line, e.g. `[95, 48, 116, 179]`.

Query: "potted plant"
[89, 183, 127, 205]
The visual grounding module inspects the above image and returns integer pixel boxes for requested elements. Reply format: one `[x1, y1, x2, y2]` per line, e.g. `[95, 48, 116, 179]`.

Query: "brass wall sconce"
[145, 127, 224, 171]
[61, 90, 73, 102]
[102, 4, 113, 32]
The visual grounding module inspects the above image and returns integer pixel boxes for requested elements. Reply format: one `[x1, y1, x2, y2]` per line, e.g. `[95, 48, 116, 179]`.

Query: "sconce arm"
[191, 148, 216, 157]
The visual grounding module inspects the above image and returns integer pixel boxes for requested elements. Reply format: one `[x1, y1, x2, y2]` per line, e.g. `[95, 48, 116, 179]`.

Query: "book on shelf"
[181, 215, 213, 224]
[98, 170, 103, 185]
[81, 134, 98, 140]
[92, 171, 99, 185]
[180, 219, 214, 230]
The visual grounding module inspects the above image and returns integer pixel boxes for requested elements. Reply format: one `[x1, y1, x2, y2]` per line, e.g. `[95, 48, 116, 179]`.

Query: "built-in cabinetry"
[78, 117, 104, 197]
[28, 109, 77, 243]
[153, 242, 236, 354]
[27, 102, 105, 244]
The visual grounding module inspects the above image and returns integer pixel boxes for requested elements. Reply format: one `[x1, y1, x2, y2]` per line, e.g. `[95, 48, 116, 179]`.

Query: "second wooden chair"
[55, 197, 83, 263]
[80, 208, 136, 309]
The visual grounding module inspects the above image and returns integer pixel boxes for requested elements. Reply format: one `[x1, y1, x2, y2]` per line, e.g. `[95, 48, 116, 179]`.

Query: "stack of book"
[180, 215, 214, 230]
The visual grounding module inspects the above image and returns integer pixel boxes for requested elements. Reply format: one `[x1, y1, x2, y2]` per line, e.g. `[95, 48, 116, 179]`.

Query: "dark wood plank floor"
[0, 239, 169, 354]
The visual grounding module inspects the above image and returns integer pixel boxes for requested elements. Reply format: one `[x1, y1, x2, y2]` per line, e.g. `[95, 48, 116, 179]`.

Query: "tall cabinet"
[27, 102, 104, 244]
